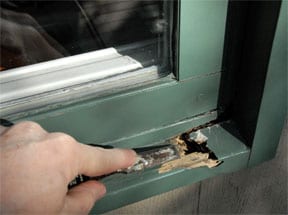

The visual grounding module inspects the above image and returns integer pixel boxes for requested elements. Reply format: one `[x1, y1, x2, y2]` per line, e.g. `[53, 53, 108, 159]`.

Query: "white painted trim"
[0, 48, 162, 117]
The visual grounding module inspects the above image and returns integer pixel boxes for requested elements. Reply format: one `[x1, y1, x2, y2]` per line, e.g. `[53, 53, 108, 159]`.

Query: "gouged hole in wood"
[159, 130, 222, 174]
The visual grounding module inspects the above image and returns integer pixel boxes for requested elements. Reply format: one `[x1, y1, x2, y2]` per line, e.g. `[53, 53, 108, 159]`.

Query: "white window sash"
[0, 47, 161, 117]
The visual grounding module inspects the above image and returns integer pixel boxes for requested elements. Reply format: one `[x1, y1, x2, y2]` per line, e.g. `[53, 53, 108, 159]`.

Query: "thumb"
[63, 181, 106, 214]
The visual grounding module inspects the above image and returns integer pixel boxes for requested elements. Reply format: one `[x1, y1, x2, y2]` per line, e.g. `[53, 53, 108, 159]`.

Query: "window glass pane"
[0, 0, 176, 117]
[0, 0, 174, 73]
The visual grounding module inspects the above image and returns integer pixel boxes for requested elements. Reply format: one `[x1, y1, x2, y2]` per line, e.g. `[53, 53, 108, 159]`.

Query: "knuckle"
[14, 121, 44, 134]
[45, 132, 78, 177]
[51, 132, 76, 145]
[48, 132, 78, 155]
[2, 121, 46, 142]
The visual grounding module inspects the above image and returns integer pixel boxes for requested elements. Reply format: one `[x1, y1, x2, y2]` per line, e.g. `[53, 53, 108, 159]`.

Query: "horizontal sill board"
[91, 121, 250, 213]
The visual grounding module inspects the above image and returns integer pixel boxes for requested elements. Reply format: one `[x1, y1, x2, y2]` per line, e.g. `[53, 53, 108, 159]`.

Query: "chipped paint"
[158, 126, 222, 173]
[192, 130, 208, 143]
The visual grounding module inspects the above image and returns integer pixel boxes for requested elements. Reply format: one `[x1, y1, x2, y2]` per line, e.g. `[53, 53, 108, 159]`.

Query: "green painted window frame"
[2, 0, 286, 213]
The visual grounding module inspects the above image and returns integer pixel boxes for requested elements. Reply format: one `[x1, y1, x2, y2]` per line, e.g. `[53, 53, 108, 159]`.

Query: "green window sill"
[92, 119, 250, 214]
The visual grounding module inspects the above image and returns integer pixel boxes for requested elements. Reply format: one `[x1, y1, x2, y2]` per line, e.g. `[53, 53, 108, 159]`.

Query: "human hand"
[0, 121, 136, 214]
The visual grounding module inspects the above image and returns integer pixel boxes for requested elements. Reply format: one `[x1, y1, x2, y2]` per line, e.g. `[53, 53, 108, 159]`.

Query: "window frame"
[0, 0, 286, 213]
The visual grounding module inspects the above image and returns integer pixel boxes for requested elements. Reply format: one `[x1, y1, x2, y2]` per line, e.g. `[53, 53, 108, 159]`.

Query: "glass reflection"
[0, 1, 169, 71]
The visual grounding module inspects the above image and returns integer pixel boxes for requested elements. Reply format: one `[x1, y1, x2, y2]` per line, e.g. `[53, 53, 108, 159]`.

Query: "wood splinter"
[159, 130, 222, 173]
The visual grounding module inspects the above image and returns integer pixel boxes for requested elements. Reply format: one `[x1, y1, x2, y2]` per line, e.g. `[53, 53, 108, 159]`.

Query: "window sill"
[91, 120, 250, 214]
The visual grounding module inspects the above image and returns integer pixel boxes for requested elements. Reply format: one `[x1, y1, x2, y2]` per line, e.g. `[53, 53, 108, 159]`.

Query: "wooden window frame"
[1, 1, 286, 213]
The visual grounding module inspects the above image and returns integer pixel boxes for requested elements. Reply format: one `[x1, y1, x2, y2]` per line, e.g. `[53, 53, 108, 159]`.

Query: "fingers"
[63, 181, 106, 214]
[76, 144, 137, 177]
